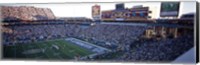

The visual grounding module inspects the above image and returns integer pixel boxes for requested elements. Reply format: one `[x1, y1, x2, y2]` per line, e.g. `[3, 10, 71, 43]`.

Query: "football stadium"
[1, 2, 196, 63]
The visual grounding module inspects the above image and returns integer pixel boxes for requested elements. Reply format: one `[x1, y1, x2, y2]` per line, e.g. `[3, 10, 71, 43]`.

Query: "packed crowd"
[2, 6, 195, 62]
[76, 24, 147, 50]
[90, 33, 194, 62]
[57, 17, 93, 24]
[119, 34, 194, 62]
[2, 20, 194, 62]
[2, 21, 147, 51]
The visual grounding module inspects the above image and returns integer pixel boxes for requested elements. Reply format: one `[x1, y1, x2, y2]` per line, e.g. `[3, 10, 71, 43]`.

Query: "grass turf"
[3, 39, 94, 60]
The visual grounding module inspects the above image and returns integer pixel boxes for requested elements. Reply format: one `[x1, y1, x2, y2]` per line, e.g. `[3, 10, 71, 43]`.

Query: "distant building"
[101, 4, 152, 22]
[148, 6, 158, 19]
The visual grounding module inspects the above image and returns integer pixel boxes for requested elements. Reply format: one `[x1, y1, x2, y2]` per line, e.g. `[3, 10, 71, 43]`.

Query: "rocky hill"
[1, 6, 55, 21]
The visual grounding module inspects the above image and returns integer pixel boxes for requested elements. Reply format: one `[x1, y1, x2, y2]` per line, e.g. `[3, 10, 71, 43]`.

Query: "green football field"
[3, 39, 94, 60]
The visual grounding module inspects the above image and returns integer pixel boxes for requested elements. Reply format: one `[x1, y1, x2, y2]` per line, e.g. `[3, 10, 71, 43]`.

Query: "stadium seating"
[1, 6, 194, 62]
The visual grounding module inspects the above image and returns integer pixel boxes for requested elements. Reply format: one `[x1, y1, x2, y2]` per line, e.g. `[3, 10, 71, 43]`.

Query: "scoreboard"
[160, 2, 180, 17]
[92, 5, 101, 21]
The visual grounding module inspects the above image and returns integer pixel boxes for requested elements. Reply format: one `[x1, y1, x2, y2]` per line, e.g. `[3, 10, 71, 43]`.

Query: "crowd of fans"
[119, 34, 194, 62]
[2, 21, 147, 51]
[90, 33, 194, 62]
[2, 20, 194, 62]
[57, 17, 93, 24]
[76, 24, 147, 50]
[2, 6, 195, 62]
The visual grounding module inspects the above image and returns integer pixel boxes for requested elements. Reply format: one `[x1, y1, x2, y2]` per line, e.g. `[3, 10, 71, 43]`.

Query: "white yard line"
[35, 43, 51, 59]
[65, 38, 111, 52]
[65, 38, 112, 60]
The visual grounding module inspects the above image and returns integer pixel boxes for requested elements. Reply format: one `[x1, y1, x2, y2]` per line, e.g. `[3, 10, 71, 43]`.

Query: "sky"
[0, 1, 196, 19]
